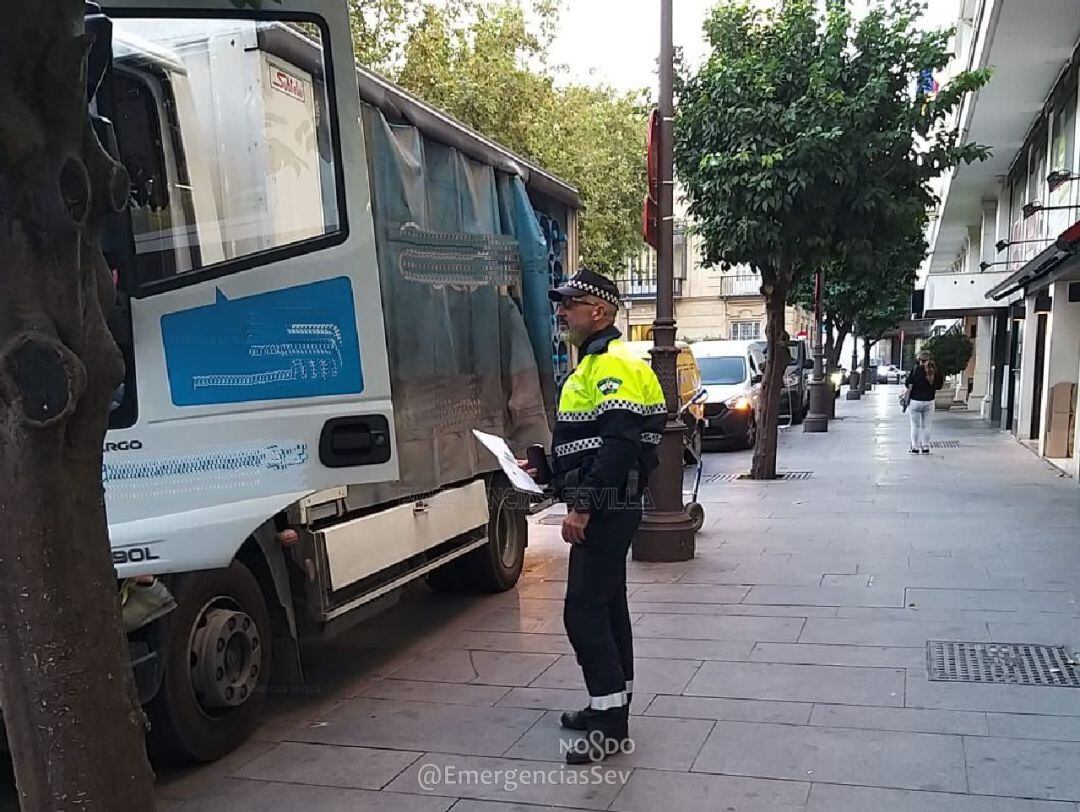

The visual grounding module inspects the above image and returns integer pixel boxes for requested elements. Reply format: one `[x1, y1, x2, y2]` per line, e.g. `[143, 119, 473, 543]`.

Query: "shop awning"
[987, 220, 1080, 301]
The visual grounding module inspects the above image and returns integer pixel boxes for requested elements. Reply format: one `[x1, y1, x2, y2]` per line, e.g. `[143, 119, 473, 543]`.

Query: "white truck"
[85, 0, 579, 762]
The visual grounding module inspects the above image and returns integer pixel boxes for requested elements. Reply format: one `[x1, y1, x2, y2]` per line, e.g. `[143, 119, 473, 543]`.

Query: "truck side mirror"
[751, 374, 763, 385]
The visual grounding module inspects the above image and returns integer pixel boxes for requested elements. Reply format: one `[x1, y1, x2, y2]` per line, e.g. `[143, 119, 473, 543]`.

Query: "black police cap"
[548, 268, 621, 307]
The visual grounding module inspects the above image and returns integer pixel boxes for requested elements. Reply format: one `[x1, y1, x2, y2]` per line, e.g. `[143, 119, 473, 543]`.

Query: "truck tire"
[146, 561, 271, 763]
[463, 475, 528, 593]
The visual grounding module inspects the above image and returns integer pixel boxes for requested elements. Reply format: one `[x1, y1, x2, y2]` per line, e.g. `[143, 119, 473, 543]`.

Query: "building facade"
[921, 0, 1080, 478]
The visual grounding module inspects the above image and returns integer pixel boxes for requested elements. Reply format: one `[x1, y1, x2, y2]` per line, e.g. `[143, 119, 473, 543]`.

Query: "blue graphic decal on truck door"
[161, 277, 364, 406]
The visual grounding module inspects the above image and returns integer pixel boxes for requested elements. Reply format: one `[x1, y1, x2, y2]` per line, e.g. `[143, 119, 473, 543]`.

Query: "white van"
[689, 340, 764, 449]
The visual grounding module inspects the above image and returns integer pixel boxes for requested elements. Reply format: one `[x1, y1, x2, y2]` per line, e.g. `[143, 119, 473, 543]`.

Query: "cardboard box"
[1046, 423, 1070, 458]
[1070, 411, 1077, 459]
[1050, 382, 1076, 415]
[1045, 382, 1077, 458]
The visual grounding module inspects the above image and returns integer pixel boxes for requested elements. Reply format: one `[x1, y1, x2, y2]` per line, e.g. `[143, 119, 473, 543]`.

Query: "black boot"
[561, 693, 632, 731]
[564, 706, 630, 764]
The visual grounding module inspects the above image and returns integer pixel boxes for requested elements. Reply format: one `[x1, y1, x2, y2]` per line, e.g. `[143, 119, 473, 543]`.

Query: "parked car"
[624, 341, 705, 463]
[689, 340, 763, 450]
[750, 338, 812, 423]
[877, 364, 904, 384]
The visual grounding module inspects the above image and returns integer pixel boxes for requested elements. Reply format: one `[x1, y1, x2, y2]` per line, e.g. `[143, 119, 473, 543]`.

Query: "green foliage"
[676, 0, 990, 291]
[675, 0, 990, 476]
[676, 0, 851, 286]
[922, 326, 973, 377]
[351, 0, 648, 273]
[792, 231, 923, 342]
[349, 0, 418, 69]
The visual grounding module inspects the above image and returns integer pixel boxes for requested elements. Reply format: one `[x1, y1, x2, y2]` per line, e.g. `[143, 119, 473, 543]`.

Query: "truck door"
[99, 1, 397, 575]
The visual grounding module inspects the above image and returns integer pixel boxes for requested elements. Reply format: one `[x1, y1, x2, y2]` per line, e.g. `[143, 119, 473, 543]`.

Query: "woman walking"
[905, 351, 944, 453]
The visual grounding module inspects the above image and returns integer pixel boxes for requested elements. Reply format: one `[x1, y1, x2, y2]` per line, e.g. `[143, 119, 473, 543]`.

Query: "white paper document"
[472, 429, 544, 495]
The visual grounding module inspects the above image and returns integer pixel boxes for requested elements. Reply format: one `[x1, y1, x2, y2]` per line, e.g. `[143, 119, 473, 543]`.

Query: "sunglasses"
[559, 297, 601, 309]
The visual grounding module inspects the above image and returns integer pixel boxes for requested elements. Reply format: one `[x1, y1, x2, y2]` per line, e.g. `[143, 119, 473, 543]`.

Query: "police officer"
[542, 268, 665, 763]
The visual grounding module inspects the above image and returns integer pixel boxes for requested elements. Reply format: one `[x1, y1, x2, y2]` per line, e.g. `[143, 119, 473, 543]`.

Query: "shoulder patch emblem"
[597, 376, 623, 396]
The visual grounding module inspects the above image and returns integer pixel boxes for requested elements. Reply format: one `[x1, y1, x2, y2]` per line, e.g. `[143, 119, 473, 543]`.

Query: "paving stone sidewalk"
[155, 386, 1080, 811]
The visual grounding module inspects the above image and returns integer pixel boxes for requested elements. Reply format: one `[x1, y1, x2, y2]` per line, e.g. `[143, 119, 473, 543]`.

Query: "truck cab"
[90, 0, 577, 762]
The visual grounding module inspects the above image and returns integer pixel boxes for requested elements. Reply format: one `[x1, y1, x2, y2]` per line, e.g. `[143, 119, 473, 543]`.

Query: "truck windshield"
[109, 17, 341, 288]
[698, 356, 747, 385]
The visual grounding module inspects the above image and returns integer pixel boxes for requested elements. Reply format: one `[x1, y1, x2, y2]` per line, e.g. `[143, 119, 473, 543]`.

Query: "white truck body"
[86, 0, 577, 762]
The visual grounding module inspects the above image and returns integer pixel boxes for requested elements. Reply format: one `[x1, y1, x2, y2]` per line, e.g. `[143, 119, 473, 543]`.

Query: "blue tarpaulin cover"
[347, 104, 554, 507]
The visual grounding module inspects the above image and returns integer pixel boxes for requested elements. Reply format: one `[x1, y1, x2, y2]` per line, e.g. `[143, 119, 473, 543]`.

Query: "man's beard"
[566, 324, 593, 348]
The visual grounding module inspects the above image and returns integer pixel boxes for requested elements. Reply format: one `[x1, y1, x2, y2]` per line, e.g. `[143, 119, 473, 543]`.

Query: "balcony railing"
[717, 274, 761, 297]
[613, 274, 683, 300]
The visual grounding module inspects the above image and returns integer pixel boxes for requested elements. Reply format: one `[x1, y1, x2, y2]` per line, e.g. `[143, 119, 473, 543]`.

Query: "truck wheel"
[146, 561, 271, 763]
[463, 475, 528, 593]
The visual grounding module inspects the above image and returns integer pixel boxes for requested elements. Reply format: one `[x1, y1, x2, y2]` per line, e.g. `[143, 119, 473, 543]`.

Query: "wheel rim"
[188, 597, 262, 718]
[495, 497, 522, 569]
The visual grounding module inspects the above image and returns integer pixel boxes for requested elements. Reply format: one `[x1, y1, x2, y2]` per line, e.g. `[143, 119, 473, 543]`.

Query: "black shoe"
[561, 693, 632, 731]
[921, 448, 930, 454]
[908, 448, 919, 454]
[564, 706, 630, 764]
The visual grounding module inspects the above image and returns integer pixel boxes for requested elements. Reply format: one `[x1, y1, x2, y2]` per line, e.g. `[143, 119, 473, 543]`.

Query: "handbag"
[899, 390, 911, 412]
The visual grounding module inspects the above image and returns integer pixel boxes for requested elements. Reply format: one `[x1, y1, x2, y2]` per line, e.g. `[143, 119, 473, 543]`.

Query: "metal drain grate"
[705, 471, 813, 483]
[705, 473, 741, 483]
[931, 440, 960, 448]
[927, 641, 1080, 687]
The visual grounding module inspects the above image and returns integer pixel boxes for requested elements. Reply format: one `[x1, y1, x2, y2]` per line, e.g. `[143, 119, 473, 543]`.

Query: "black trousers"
[563, 505, 642, 700]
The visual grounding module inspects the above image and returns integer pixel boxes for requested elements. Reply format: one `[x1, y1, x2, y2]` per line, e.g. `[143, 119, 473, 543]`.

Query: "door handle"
[319, 416, 392, 468]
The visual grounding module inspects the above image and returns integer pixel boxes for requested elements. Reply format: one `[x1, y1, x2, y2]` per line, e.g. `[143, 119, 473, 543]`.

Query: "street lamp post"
[803, 268, 829, 432]
[633, 0, 696, 562]
[824, 317, 837, 419]
[846, 324, 862, 400]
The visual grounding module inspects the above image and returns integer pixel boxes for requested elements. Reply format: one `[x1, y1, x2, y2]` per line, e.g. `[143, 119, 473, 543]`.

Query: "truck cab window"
[110, 17, 342, 290]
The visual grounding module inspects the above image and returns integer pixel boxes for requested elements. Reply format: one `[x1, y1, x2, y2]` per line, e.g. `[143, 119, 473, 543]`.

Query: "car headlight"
[725, 395, 751, 411]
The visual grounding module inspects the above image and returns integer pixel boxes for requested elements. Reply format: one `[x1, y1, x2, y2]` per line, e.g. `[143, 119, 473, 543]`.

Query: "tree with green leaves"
[349, 0, 419, 69]
[793, 230, 925, 371]
[923, 325, 974, 378]
[858, 273, 915, 373]
[675, 0, 990, 478]
[358, 0, 648, 274]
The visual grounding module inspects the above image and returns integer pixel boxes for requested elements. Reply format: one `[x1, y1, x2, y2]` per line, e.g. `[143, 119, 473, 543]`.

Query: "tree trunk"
[750, 261, 790, 480]
[824, 318, 834, 371]
[828, 322, 850, 370]
[0, 3, 158, 809]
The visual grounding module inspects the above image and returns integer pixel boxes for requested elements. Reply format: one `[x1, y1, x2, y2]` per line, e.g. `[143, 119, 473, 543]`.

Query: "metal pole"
[846, 324, 862, 400]
[824, 316, 837, 419]
[803, 268, 829, 431]
[634, 0, 695, 562]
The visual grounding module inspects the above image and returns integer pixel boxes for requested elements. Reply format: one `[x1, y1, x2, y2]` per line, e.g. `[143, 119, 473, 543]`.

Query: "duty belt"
[560, 465, 643, 501]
